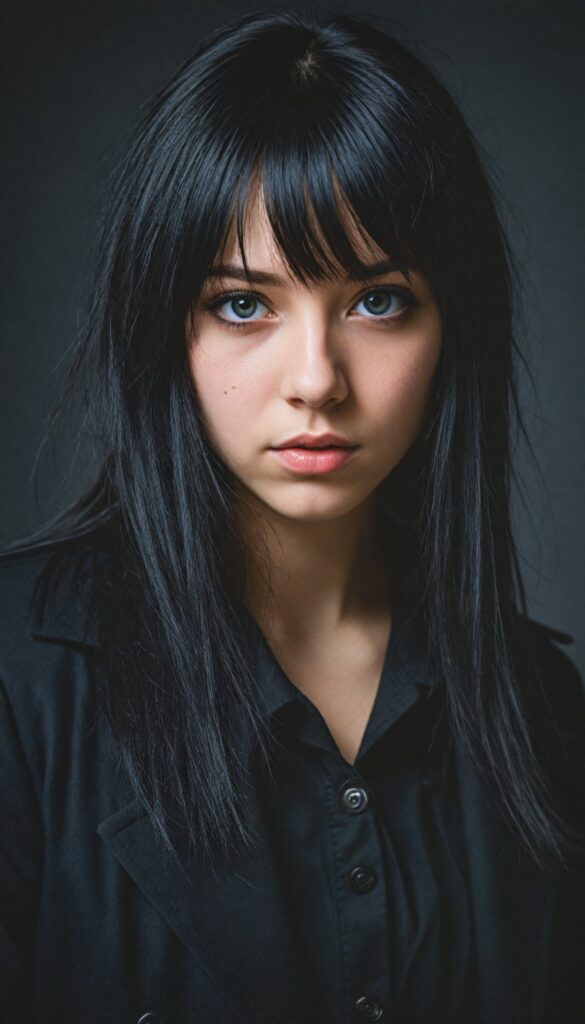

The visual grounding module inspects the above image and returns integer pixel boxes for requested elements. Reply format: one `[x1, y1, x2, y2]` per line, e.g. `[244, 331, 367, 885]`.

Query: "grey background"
[1, 1, 583, 674]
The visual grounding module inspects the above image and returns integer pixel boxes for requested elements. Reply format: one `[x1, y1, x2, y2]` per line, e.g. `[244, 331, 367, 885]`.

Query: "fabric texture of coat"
[0, 545, 583, 1024]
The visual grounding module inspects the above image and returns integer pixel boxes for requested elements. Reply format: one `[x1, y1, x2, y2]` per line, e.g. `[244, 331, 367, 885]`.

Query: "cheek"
[368, 337, 441, 434]
[187, 346, 269, 451]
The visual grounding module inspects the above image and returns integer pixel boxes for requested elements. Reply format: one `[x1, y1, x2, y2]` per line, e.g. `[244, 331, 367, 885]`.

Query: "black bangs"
[207, 28, 438, 289]
[221, 141, 426, 293]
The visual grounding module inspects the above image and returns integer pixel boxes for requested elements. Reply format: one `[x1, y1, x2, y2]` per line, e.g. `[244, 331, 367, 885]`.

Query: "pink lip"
[274, 432, 354, 448]
[269, 446, 358, 475]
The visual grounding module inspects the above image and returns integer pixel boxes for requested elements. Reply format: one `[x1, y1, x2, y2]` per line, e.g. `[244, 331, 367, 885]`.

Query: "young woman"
[0, 9, 583, 1024]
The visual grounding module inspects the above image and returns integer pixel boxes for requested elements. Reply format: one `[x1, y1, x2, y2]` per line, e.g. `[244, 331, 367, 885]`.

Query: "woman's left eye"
[352, 288, 415, 320]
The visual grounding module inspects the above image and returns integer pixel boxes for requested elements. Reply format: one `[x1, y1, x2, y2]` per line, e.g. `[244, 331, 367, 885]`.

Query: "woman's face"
[186, 190, 442, 525]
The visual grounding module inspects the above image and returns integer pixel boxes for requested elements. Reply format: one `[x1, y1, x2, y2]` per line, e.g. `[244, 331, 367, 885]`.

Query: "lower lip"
[269, 446, 358, 474]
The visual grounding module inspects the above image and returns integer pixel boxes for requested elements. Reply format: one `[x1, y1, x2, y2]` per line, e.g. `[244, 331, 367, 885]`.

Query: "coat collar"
[28, 545, 104, 647]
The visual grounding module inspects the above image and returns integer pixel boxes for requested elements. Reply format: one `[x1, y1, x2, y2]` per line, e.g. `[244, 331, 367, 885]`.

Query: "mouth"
[268, 445, 359, 475]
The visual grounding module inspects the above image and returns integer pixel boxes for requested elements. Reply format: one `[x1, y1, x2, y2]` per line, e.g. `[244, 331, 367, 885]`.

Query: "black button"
[337, 780, 370, 814]
[348, 865, 377, 893]
[137, 1014, 163, 1024]
[354, 994, 385, 1019]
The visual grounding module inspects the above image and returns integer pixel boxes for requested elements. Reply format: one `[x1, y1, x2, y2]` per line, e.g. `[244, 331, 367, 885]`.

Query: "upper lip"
[272, 432, 357, 449]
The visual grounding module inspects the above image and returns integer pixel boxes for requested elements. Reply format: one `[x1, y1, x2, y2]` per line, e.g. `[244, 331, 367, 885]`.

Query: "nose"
[280, 309, 348, 408]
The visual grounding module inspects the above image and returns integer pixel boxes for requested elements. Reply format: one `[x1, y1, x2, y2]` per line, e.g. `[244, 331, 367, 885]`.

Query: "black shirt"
[241, 597, 478, 1024]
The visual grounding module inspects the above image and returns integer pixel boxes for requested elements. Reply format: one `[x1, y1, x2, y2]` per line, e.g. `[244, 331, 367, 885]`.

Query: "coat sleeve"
[0, 675, 42, 1021]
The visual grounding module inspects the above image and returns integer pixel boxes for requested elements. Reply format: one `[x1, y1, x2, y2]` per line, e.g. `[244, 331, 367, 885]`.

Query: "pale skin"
[187, 184, 442, 764]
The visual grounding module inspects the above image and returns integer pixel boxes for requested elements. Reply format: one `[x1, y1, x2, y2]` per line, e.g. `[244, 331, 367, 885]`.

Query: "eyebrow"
[206, 257, 402, 286]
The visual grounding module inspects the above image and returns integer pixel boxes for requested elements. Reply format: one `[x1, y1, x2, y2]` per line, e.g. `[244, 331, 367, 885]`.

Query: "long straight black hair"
[2, 8, 581, 871]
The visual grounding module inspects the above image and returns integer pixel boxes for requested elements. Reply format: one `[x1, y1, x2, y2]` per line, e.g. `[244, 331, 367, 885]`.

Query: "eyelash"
[201, 286, 418, 332]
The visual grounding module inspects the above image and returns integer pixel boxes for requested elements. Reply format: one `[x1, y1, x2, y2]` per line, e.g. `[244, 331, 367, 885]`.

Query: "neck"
[235, 488, 393, 640]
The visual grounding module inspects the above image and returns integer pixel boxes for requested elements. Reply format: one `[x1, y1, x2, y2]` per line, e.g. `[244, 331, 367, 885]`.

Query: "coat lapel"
[97, 769, 310, 1024]
[30, 551, 310, 1021]
[455, 744, 557, 1024]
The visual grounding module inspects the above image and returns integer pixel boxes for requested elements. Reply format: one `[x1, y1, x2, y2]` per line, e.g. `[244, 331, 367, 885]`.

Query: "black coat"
[0, 547, 583, 1024]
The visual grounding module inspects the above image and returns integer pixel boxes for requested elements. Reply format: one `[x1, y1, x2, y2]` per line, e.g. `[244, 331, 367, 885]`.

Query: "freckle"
[223, 390, 228, 395]
[231, 385, 236, 389]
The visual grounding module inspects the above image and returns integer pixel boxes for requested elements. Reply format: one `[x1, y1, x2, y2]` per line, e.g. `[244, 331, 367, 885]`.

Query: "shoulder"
[0, 537, 107, 652]
[0, 539, 108, 783]
[516, 614, 584, 799]
[519, 613, 584, 715]
[0, 545, 55, 638]
[0, 540, 125, 900]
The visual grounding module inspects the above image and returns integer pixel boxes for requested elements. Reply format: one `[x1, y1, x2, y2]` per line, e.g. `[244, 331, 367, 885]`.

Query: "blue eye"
[353, 288, 412, 319]
[209, 293, 269, 324]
